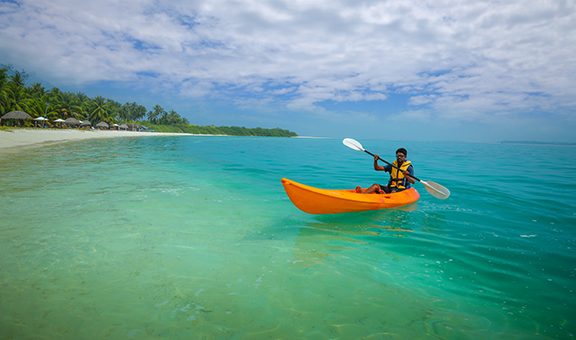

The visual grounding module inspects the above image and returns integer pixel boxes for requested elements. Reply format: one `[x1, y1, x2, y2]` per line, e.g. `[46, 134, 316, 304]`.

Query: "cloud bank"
[1, 0, 575, 138]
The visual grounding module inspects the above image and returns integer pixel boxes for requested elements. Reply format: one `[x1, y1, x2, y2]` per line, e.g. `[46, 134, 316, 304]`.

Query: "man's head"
[396, 148, 407, 158]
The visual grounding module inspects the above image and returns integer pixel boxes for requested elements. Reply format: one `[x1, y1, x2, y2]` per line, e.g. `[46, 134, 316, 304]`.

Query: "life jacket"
[388, 160, 412, 190]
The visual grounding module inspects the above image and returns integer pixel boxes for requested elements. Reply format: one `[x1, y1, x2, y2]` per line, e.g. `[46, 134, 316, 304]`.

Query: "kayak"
[281, 178, 420, 214]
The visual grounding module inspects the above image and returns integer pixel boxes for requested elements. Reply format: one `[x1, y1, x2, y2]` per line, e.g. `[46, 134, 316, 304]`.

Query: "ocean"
[0, 136, 574, 339]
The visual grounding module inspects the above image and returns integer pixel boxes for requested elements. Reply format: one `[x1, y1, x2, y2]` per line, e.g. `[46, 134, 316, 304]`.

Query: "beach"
[0, 128, 193, 151]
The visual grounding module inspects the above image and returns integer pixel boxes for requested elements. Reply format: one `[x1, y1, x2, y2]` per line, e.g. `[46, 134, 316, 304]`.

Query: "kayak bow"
[281, 178, 420, 214]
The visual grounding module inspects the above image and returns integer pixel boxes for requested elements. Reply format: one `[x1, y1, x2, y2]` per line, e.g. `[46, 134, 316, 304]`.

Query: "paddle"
[342, 138, 450, 200]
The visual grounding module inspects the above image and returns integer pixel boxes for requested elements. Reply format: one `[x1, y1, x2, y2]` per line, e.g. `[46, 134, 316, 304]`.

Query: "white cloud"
[1, 0, 575, 127]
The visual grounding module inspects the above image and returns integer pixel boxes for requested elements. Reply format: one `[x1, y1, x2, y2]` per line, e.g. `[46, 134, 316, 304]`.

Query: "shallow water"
[0, 136, 575, 338]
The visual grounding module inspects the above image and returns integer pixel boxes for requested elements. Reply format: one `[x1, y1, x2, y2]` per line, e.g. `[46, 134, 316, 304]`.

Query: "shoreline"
[0, 128, 197, 152]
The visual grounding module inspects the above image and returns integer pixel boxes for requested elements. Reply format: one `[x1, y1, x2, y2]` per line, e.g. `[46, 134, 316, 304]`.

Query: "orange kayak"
[281, 178, 420, 214]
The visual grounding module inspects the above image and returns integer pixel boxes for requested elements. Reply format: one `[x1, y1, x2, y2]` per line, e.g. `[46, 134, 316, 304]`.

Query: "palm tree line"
[1, 66, 195, 126]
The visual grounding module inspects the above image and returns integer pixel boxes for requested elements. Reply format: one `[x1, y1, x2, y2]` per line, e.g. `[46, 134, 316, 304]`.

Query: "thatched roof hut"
[1, 111, 32, 126]
[119, 124, 129, 130]
[64, 117, 80, 126]
[96, 122, 109, 129]
[1, 111, 32, 120]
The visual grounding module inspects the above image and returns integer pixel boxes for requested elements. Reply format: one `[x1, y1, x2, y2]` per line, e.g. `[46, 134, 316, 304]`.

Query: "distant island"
[0, 65, 297, 137]
[500, 141, 576, 146]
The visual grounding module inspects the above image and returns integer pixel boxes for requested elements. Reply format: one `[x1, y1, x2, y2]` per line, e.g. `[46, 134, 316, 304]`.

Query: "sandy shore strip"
[0, 128, 194, 151]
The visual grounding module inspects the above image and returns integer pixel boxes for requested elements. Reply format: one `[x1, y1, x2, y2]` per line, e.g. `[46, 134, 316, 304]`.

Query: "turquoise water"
[0, 136, 575, 339]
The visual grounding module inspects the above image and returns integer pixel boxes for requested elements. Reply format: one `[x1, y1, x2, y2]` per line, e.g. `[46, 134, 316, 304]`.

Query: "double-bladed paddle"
[342, 138, 450, 200]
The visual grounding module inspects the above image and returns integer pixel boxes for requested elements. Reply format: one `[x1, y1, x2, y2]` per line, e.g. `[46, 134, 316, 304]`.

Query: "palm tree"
[120, 102, 147, 121]
[147, 104, 165, 124]
[106, 99, 121, 123]
[87, 96, 113, 123]
[27, 83, 46, 98]
[71, 92, 91, 119]
[3, 71, 28, 113]
[23, 96, 53, 118]
[158, 109, 187, 125]
[0, 67, 9, 114]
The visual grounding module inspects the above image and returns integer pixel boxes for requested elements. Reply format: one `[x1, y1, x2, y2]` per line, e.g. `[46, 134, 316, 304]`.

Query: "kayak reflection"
[290, 210, 418, 267]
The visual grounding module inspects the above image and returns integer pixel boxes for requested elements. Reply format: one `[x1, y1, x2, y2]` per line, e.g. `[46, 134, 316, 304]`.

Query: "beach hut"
[96, 122, 109, 130]
[0, 110, 32, 126]
[127, 123, 141, 131]
[119, 124, 129, 131]
[64, 117, 80, 127]
[80, 120, 92, 129]
[112, 123, 119, 130]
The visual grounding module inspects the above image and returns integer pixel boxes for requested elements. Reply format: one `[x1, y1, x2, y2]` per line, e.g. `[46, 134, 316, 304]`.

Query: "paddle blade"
[343, 138, 365, 152]
[421, 180, 450, 200]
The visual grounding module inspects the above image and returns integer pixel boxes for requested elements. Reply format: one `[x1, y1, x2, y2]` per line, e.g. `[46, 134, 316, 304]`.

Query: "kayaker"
[355, 147, 415, 194]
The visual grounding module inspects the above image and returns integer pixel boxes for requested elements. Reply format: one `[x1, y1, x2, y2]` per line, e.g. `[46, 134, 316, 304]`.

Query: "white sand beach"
[0, 128, 193, 151]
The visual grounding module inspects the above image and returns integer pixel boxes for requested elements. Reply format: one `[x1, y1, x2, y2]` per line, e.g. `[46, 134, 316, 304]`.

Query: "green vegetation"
[142, 122, 296, 136]
[0, 66, 297, 137]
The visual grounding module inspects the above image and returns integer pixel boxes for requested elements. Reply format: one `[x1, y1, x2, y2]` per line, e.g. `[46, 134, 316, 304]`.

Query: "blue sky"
[1, 0, 575, 142]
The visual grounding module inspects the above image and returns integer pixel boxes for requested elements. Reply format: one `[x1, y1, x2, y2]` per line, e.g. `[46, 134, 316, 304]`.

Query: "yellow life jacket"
[389, 160, 412, 190]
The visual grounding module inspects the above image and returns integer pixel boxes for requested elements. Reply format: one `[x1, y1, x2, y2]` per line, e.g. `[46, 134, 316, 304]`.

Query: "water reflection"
[290, 208, 420, 267]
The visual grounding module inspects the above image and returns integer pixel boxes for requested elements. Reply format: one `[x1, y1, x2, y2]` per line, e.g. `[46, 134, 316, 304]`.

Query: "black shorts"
[379, 185, 402, 193]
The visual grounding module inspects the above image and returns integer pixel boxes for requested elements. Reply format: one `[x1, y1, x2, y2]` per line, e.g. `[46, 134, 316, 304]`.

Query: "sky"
[1, 0, 575, 142]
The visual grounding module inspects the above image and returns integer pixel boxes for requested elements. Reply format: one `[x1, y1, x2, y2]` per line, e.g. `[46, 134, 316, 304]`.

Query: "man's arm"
[373, 154, 386, 171]
[404, 165, 415, 184]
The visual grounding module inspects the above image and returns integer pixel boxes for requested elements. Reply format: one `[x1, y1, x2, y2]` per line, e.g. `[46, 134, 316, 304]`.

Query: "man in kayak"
[355, 147, 415, 194]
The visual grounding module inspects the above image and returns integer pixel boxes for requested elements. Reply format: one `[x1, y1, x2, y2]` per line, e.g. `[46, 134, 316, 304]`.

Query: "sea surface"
[0, 136, 575, 339]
